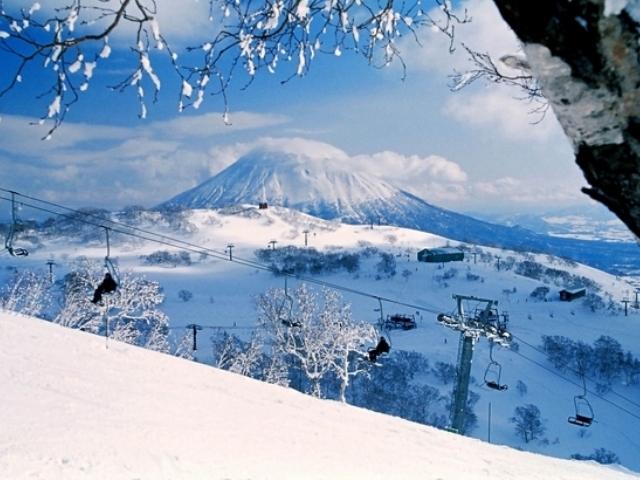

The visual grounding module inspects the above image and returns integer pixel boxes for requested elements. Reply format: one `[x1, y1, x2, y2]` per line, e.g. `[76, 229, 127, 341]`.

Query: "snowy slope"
[4, 205, 640, 475]
[1, 310, 639, 480]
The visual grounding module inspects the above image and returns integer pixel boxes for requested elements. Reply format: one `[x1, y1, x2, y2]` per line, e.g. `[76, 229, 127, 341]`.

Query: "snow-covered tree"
[0, 0, 463, 137]
[432, 361, 457, 385]
[174, 330, 196, 361]
[209, 329, 290, 386]
[255, 283, 375, 399]
[54, 257, 170, 352]
[0, 268, 53, 319]
[321, 287, 377, 402]
[593, 335, 623, 386]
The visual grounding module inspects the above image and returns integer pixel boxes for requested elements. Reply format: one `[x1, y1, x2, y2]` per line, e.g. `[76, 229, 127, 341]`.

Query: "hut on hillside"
[417, 246, 464, 263]
[559, 286, 586, 302]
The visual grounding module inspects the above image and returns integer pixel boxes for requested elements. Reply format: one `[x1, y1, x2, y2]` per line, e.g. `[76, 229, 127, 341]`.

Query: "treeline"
[457, 244, 598, 289]
[140, 250, 193, 267]
[254, 244, 403, 279]
[205, 329, 462, 432]
[540, 334, 640, 392]
[255, 246, 361, 275]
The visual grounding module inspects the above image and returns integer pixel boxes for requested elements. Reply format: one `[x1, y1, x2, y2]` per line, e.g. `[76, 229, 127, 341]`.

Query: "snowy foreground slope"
[1, 311, 638, 480]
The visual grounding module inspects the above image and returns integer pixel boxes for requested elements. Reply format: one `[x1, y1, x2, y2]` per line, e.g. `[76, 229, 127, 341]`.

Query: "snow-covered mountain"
[159, 148, 640, 275]
[160, 148, 544, 243]
[161, 147, 416, 222]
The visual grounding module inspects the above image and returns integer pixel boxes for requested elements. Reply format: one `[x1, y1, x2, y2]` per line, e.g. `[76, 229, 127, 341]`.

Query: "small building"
[417, 246, 464, 263]
[559, 286, 586, 302]
[258, 202, 268, 209]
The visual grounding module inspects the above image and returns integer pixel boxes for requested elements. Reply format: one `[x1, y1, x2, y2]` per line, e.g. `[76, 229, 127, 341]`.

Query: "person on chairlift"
[368, 336, 390, 362]
[91, 272, 117, 304]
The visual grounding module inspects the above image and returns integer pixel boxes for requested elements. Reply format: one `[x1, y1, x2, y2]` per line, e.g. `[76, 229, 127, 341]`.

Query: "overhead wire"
[0, 188, 443, 316]
[507, 332, 640, 422]
[5, 188, 640, 423]
[510, 331, 640, 412]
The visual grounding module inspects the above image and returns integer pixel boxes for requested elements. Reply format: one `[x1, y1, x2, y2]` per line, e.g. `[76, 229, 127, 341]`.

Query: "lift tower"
[437, 294, 511, 434]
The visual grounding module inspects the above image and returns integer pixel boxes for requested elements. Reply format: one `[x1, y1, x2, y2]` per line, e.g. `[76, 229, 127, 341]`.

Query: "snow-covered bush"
[178, 289, 193, 302]
[140, 250, 192, 267]
[516, 380, 528, 397]
[530, 286, 550, 301]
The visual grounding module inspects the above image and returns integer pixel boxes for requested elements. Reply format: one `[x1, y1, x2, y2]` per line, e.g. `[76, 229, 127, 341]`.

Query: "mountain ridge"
[159, 148, 640, 275]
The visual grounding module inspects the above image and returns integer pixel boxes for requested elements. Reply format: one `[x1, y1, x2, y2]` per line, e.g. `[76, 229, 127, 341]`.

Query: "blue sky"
[0, 0, 593, 216]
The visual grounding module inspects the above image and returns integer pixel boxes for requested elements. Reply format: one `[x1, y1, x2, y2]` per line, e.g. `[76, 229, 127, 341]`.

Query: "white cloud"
[153, 112, 288, 139]
[353, 151, 467, 183]
[463, 176, 586, 212]
[395, 0, 569, 143]
[444, 89, 565, 142]
[0, 112, 291, 209]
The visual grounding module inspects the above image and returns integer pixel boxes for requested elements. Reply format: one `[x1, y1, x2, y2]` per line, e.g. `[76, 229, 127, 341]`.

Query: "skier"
[91, 272, 117, 304]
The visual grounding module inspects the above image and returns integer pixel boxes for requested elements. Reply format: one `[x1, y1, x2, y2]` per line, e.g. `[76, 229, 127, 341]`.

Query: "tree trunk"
[493, 0, 640, 240]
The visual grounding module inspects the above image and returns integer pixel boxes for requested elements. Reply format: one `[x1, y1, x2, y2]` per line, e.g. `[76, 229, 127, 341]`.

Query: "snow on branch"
[0, 0, 467, 134]
[449, 43, 549, 120]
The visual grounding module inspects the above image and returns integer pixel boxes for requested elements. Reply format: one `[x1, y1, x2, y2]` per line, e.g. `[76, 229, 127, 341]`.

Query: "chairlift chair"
[568, 396, 594, 427]
[484, 362, 508, 391]
[102, 227, 120, 286]
[91, 227, 119, 304]
[368, 298, 392, 362]
[484, 343, 508, 391]
[568, 375, 594, 427]
[3, 192, 28, 257]
[279, 276, 300, 327]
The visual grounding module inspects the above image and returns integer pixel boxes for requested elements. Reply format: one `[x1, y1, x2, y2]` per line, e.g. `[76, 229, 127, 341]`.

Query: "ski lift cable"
[5, 190, 640, 421]
[3, 190, 28, 257]
[374, 296, 393, 348]
[507, 346, 640, 423]
[0, 190, 443, 317]
[509, 331, 640, 412]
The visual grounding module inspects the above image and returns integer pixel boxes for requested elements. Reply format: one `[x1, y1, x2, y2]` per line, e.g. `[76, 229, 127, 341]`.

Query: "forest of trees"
[541, 334, 640, 392]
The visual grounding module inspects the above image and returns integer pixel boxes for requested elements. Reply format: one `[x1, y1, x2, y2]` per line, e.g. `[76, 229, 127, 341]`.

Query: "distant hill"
[159, 148, 640, 275]
[470, 204, 634, 243]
